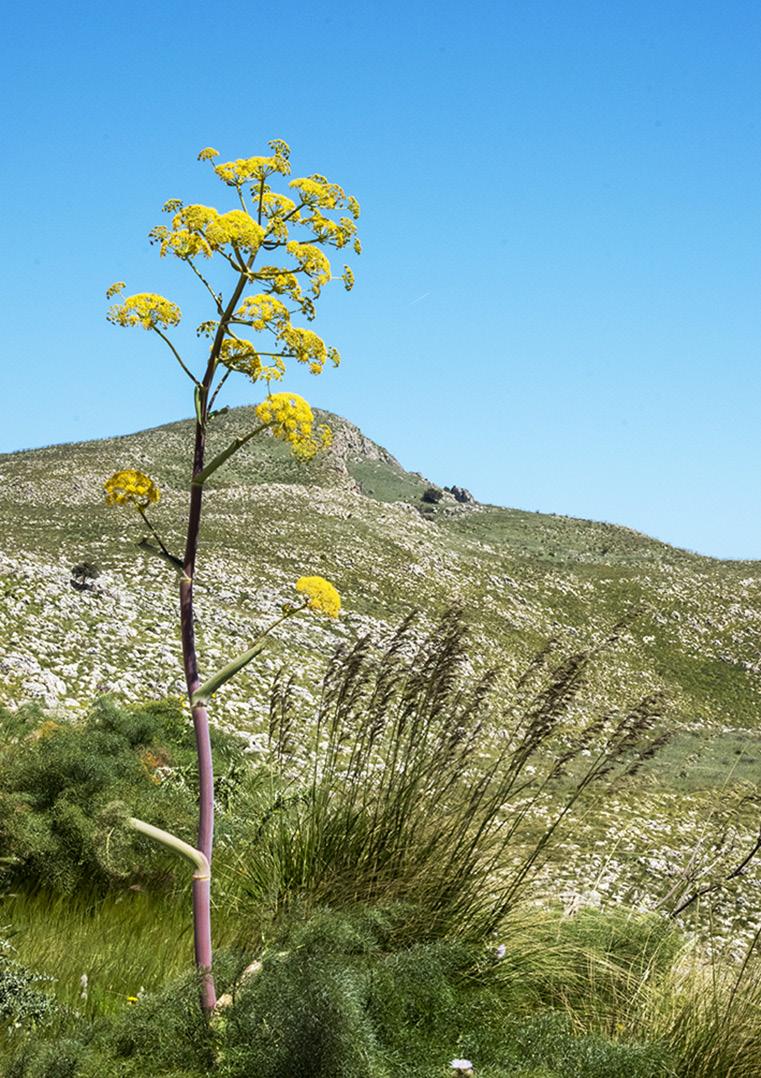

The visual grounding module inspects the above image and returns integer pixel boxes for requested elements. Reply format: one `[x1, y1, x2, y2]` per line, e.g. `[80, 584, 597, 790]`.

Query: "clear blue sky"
[1, 1, 759, 559]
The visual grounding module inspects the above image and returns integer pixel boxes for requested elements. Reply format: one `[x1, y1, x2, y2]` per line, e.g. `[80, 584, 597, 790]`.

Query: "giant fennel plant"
[104, 140, 359, 1013]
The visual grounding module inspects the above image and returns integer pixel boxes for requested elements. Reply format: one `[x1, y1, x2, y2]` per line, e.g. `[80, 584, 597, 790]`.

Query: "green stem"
[151, 326, 200, 385]
[191, 425, 266, 486]
[137, 509, 183, 569]
[137, 538, 185, 575]
[191, 607, 303, 705]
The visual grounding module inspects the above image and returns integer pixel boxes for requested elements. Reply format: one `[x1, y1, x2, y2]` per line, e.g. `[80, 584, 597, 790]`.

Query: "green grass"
[2, 889, 198, 1015]
[0, 687, 759, 1076]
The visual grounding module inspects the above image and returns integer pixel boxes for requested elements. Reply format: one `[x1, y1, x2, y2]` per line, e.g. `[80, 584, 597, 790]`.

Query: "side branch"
[127, 816, 210, 880]
[138, 537, 185, 574]
[191, 607, 304, 705]
[191, 642, 267, 706]
[187, 260, 224, 314]
[191, 425, 266, 486]
[152, 326, 200, 385]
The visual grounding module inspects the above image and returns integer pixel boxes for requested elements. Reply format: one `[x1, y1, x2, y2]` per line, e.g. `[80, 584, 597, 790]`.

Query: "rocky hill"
[1, 408, 760, 941]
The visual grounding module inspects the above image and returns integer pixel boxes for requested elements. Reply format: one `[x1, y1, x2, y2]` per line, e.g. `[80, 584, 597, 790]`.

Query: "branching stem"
[152, 326, 200, 385]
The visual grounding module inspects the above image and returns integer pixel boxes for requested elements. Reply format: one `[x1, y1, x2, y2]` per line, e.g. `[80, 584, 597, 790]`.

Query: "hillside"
[1, 408, 760, 939]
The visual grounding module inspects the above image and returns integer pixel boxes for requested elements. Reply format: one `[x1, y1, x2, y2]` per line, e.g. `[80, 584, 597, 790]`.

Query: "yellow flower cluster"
[213, 152, 291, 187]
[255, 267, 304, 303]
[286, 241, 332, 295]
[104, 470, 160, 509]
[294, 575, 341, 618]
[278, 325, 332, 375]
[306, 210, 357, 249]
[107, 294, 181, 330]
[206, 210, 265, 254]
[342, 266, 355, 291]
[289, 175, 357, 215]
[105, 281, 125, 299]
[254, 393, 331, 460]
[151, 205, 265, 261]
[219, 338, 285, 384]
[197, 147, 219, 161]
[262, 191, 298, 217]
[235, 294, 290, 331]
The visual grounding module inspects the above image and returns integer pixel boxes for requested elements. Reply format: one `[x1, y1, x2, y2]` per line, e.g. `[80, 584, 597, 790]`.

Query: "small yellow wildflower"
[105, 281, 125, 299]
[32, 720, 61, 741]
[197, 147, 220, 161]
[295, 576, 341, 618]
[342, 266, 355, 291]
[353, 237, 362, 255]
[107, 293, 181, 330]
[104, 470, 160, 509]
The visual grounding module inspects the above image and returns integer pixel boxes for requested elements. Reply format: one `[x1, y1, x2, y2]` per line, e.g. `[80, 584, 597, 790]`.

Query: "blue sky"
[1, 0, 759, 559]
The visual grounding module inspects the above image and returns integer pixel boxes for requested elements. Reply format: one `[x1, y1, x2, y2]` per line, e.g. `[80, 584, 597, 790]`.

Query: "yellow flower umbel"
[107, 293, 181, 330]
[295, 576, 341, 618]
[254, 392, 331, 460]
[104, 470, 160, 509]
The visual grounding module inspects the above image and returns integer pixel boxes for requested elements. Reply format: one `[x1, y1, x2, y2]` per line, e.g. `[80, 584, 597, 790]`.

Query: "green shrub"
[0, 936, 57, 1030]
[0, 698, 207, 893]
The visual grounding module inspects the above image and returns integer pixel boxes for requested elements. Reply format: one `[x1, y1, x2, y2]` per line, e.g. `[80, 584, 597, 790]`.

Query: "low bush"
[4, 906, 678, 1078]
[0, 698, 241, 894]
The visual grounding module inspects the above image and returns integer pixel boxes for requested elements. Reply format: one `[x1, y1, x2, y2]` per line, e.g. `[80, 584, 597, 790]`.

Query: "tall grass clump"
[651, 927, 761, 1078]
[237, 609, 670, 937]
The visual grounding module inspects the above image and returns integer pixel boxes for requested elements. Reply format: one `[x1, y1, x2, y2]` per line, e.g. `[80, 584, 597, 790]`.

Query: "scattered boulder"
[445, 485, 476, 505]
[421, 487, 443, 505]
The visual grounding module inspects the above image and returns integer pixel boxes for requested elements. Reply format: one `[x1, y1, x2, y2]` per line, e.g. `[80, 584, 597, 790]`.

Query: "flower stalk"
[105, 139, 358, 1017]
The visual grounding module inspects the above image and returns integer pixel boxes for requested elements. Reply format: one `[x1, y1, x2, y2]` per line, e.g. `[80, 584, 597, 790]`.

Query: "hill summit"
[1, 405, 759, 732]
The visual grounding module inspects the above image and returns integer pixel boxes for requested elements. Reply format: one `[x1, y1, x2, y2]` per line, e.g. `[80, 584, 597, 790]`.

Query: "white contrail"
[406, 292, 431, 307]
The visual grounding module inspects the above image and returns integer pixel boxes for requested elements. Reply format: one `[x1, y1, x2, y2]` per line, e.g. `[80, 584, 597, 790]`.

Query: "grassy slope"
[0, 407, 760, 936]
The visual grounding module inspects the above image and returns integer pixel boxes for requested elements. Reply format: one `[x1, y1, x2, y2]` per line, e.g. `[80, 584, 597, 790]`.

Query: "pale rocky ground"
[1, 407, 759, 951]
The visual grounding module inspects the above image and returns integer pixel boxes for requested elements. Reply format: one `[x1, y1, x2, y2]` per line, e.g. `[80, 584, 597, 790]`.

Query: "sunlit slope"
[1, 405, 760, 740]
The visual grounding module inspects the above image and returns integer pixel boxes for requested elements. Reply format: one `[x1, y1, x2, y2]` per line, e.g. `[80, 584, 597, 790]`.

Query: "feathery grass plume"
[236, 609, 671, 938]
